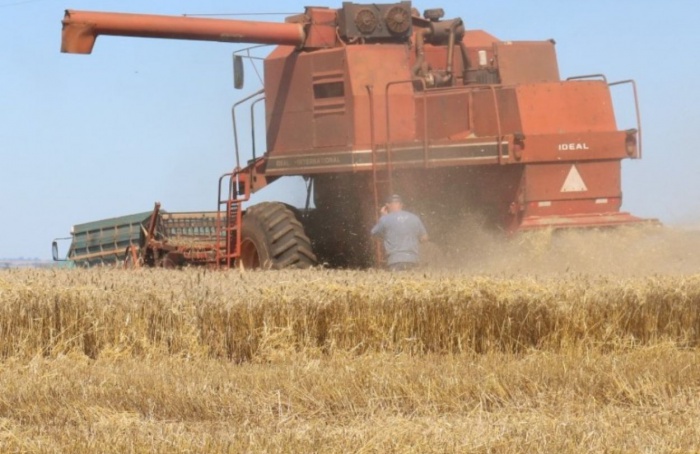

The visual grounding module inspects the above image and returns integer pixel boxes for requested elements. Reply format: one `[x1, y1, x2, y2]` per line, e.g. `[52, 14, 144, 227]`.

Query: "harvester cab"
[60, 2, 649, 269]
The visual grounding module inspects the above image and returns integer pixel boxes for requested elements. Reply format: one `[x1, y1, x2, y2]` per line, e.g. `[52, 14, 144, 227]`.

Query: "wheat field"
[2, 227, 700, 452]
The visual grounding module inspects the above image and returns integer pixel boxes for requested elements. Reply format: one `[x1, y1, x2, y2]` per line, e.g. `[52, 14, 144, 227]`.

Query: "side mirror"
[52, 237, 71, 262]
[52, 241, 61, 261]
[233, 55, 244, 89]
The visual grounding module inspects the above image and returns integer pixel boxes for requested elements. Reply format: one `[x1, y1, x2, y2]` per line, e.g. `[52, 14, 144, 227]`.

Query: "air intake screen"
[338, 2, 412, 41]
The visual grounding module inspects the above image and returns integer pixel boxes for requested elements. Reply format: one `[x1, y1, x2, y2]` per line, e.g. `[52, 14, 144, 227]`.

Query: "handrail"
[487, 85, 504, 164]
[366, 85, 380, 208]
[366, 84, 384, 265]
[383, 81, 507, 165]
[385, 78, 429, 172]
[216, 172, 231, 267]
[460, 84, 506, 164]
[609, 79, 643, 158]
[231, 88, 264, 168]
[249, 97, 266, 161]
[562, 75, 642, 159]
[566, 74, 608, 83]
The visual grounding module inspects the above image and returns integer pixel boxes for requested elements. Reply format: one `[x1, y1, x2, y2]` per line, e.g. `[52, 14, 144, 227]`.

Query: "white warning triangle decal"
[560, 165, 588, 192]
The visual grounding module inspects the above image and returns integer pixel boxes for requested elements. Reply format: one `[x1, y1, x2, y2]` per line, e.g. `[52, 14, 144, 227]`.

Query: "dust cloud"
[420, 218, 700, 277]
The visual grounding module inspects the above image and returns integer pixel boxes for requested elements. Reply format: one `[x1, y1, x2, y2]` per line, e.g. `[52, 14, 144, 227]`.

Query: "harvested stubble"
[1, 268, 700, 452]
[1, 349, 700, 452]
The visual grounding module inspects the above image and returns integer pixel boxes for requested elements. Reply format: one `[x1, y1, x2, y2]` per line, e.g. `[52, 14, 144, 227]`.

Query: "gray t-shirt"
[371, 210, 427, 265]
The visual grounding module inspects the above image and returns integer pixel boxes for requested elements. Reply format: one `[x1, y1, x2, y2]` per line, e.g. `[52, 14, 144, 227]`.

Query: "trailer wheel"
[239, 202, 316, 269]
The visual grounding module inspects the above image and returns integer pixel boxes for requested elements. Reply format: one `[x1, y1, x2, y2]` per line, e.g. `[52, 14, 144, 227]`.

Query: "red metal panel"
[345, 45, 415, 148]
[524, 198, 622, 218]
[311, 49, 350, 148]
[470, 88, 521, 137]
[517, 131, 630, 163]
[516, 81, 616, 134]
[507, 161, 651, 231]
[462, 30, 500, 47]
[519, 211, 650, 230]
[495, 41, 560, 85]
[522, 161, 622, 202]
[264, 47, 314, 155]
[415, 90, 471, 140]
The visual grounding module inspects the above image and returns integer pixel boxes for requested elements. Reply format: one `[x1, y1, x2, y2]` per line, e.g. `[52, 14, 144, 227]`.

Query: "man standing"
[371, 194, 429, 271]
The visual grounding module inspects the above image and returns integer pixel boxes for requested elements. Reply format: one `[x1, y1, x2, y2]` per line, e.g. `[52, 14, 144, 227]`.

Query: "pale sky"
[2, 0, 699, 259]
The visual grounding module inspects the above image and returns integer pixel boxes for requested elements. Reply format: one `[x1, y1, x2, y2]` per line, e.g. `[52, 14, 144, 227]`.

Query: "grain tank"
[61, 3, 647, 268]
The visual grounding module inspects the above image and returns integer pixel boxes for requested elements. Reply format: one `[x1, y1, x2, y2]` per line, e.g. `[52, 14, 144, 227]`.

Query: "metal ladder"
[366, 85, 394, 220]
[371, 77, 430, 215]
[366, 85, 394, 265]
[216, 87, 265, 268]
[370, 142, 394, 219]
[215, 169, 249, 268]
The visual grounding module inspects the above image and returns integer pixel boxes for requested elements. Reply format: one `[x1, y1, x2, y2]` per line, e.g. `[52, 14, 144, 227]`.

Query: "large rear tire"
[239, 202, 316, 269]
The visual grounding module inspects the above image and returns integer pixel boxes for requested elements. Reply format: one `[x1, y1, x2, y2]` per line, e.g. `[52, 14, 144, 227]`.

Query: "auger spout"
[61, 10, 306, 54]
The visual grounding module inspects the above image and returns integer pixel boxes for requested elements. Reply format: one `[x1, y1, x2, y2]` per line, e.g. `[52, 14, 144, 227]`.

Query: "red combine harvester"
[60, 3, 647, 268]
